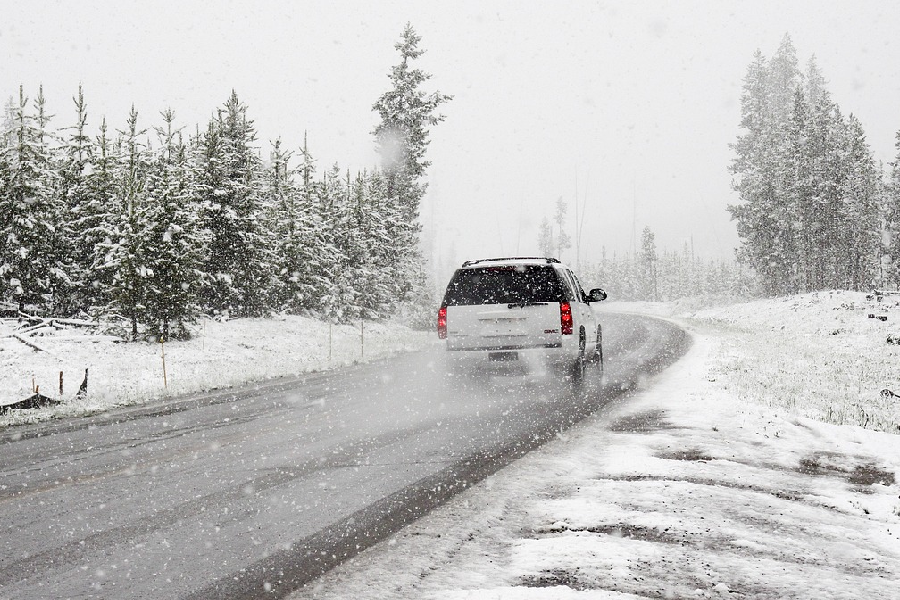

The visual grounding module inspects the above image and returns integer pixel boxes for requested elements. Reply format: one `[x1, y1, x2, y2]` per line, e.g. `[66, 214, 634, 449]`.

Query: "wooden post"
[59, 371, 64, 397]
[328, 323, 332, 362]
[360, 321, 364, 358]
[161, 336, 168, 389]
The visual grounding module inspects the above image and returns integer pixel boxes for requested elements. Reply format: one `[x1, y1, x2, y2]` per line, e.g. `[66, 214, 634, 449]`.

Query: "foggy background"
[3, 0, 899, 286]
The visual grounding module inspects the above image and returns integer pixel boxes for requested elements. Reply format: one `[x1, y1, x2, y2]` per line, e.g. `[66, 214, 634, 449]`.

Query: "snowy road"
[0, 313, 687, 599]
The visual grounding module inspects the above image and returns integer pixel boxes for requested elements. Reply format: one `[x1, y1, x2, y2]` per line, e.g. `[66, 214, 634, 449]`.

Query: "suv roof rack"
[461, 257, 560, 268]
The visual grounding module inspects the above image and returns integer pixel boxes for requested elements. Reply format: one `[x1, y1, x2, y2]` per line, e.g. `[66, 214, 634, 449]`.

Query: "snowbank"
[681, 290, 900, 433]
[0, 315, 433, 427]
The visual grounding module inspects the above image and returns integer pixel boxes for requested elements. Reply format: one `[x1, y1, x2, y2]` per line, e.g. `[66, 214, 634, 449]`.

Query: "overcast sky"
[3, 1, 900, 278]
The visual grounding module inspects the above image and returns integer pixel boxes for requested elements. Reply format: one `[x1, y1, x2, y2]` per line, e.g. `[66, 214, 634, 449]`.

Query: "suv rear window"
[442, 266, 565, 306]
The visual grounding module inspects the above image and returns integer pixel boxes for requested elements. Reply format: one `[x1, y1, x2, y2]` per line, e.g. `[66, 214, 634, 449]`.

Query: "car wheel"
[571, 329, 586, 384]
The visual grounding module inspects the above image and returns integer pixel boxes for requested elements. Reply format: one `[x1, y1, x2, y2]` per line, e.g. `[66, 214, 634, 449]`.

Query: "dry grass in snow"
[683, 290, 900, 433]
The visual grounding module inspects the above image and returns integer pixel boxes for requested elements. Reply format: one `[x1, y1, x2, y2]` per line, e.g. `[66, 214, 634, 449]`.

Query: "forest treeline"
[0, 24, 449, 339]
[597, 34, 900, 303]
[730, 35, 900, 296]
[583, 227, 750, 303]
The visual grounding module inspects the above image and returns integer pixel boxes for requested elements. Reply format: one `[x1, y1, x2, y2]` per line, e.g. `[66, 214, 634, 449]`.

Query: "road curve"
[0, 313, 688, 599]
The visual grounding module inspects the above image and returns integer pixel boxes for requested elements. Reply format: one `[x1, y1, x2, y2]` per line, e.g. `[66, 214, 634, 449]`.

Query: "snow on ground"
[4, 292, 900, 598]
[0, 315, 432, 427]
[290, 292, 900, 599]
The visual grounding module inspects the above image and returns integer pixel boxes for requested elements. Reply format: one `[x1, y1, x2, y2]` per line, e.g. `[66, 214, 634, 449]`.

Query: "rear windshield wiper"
[507, 301, 549, 309]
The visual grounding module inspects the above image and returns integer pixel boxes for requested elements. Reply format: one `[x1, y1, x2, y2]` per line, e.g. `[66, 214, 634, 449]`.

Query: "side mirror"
[587, 288, 607, 303]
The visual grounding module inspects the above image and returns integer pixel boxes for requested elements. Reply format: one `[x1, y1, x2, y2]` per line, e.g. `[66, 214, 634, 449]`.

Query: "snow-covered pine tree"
[372, 24, 451, 323]
[808, 97, 846, 290]
[363, 167, 403, 316]
[537, 217, 554, 257]
[554, 198, 571, 260]
[292, 134, 331, 314]
[763, 36, 801, 294]
[372, 23, 451, 220]
[263, 137, 293, 310]
[334, 170, 369, 321]
[779, 87, 810, 293]
[805, 56, 828, 112]
[344, 170, 377, 319]
[887, 132, 900, 287]
[265, 136, 327, 315]
[102, 106, 151, 339]
[80, 117, 119, 312]
[841, 115, 883, 291]
[728, 37, 865, 296]
[318, 163, 353, 323]
[729, 50, 780, 294]
[640, 227, 658, 301]
[767, 35, 801, 125]
[141, 109, 208, 339]
[196, 91, 273, 318]
[55, 85, 96, 315]
[0, 86, 63, 314]
[1, 97, 16, 149]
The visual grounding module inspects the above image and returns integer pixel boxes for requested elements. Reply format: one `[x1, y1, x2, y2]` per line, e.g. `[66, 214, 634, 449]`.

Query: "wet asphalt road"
[0, 313, 687, 599]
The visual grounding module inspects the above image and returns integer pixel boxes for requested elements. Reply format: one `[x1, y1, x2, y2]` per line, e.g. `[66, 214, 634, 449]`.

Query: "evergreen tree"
[554, 198, 572, 260]
[372, 23, 452, 220]
[807, 97, 845, 289]
[56, 85, 96, 314]
[640, 227, 658, 301]
[537, 217, 554, 257]
[318, 163, 352, 323]
[0, 86, 62, 313]
[197, 91, 273, 317]
[729, 50, 781, 294]
[263, 137, 297, 310]
[80, 117, 119, 311]
[886, 132, 900, 286]
[102, 105, 150, 339]
[371, 24, 451, 323]
[1, 97, 16, 150]
[767, 35, 801, 124]
[363, 167, 405, 316]
[290, 134, 331, 313]
[805, 56, 828, 109]
[729, 36, 884, 295]
[842, 115, 883, 291]
[779, 87, 810, 293]
[142, 109, 208, 339]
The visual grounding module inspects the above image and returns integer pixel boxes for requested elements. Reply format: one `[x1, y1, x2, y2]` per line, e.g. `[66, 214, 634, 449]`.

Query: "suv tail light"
[560, 302, 573, 335]
[438, 306, 447, 339]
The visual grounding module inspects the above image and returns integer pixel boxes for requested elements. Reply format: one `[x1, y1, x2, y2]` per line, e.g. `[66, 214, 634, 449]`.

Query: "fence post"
[161, 336, 168, 389]
[360, 321, 364, 358]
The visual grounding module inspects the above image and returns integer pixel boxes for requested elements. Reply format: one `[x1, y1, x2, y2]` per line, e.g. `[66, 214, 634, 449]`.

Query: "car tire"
[571, 329, 586, 385]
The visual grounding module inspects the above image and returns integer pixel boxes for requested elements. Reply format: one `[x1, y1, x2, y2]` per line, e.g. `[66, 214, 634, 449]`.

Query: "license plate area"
[489, 351, 519, 362]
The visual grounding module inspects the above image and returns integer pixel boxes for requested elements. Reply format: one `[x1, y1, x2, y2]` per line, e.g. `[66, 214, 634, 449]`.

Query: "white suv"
[437, 257, 606, 381]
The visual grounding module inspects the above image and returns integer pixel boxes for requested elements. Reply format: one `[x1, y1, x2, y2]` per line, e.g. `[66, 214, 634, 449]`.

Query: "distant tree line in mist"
[582, 227, 751, 302]
[533, 195, 747, 302]
[0, 24, 450, 340]
[730, 34, 900, 296]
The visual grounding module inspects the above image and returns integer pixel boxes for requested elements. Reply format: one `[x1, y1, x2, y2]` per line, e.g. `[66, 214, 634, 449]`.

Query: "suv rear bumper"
[443, 341, 577, 376]
[445, 341, 562, 352]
